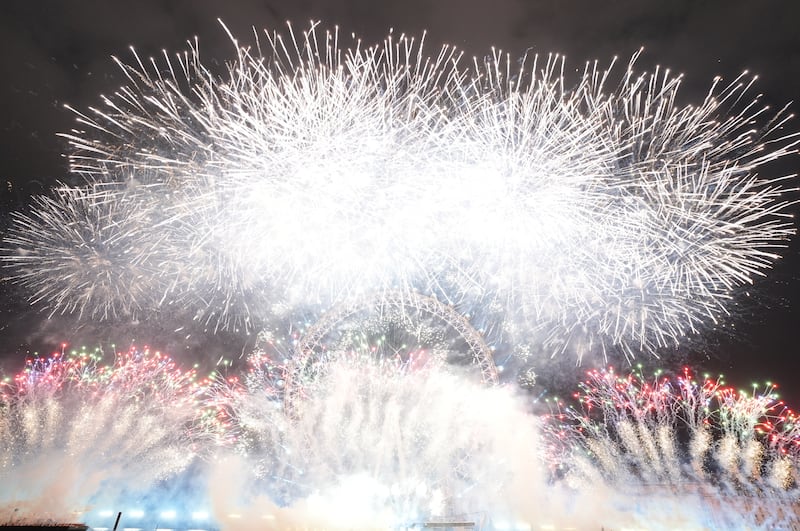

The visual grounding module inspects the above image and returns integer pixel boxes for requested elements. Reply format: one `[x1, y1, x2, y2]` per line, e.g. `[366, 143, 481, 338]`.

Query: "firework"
[209, 349, 546, 529]
[543, 366, 800, 511]
[0, 345, 215, 523]
[3, 22, 796, 359]
[2, 186, 172, 321]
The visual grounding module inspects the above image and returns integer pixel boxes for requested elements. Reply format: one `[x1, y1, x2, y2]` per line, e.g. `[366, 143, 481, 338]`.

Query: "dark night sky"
[0, 1, 798, 400]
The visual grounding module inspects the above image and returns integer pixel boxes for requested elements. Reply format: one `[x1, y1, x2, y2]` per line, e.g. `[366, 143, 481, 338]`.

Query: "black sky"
[0, 0, 798, 400]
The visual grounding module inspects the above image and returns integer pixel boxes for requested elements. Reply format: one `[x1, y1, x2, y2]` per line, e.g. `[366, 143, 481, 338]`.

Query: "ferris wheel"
[282, 291, 499, 411]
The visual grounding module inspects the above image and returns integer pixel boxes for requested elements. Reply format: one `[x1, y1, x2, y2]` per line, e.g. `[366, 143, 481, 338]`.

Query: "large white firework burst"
[3, 22, 797, 360]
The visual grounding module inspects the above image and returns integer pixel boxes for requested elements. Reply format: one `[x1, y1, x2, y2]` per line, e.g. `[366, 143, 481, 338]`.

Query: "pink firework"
[0, 344, 219, 524]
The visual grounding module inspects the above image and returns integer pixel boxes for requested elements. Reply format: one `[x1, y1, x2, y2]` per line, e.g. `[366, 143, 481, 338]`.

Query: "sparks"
[3, 22, 796, 361]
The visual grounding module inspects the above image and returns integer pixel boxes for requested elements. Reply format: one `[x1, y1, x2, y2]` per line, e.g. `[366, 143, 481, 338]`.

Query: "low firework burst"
[543, 367, 800, 507]
[0, 344, 216, 523]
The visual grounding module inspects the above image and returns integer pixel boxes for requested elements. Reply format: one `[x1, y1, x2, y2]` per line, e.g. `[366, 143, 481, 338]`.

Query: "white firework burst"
[3, 22, 797, 359]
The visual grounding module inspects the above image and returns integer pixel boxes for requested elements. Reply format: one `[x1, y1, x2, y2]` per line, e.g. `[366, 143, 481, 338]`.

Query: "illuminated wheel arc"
[284, 291, 498, 411]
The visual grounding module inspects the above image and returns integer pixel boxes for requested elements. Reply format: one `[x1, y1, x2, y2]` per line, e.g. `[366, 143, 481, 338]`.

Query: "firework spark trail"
[0, 345, 217, 523]
[208, 349, 548, 529]
[3, 23, 798, 361]
[544, 366, 800, 497]
[538, 366, 800, 528]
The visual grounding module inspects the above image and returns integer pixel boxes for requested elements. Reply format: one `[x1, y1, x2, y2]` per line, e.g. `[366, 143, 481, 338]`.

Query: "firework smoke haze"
[3, 22, 798, 361]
